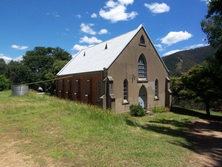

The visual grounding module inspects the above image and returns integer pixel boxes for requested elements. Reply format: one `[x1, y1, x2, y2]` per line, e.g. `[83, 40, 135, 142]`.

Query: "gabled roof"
[57, 24, 168, 76]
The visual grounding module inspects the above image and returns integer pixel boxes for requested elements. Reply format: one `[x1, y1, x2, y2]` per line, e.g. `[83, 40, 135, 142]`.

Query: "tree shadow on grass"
[126, 119, 196, 151]
[171, 106, 222, 121]
[126, 107, 222, 166]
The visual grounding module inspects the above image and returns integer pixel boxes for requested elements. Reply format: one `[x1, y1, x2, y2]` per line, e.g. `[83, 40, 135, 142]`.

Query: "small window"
[74, 81, 77, 94]
[66, 80, 70, 92]
[123, 79, 129, 104]
[97, 81, 100, 102]
[123, 80, 128, 100]
[155, 79, 159, 100]
[140, 35, 145, 44]
[105, 43, 108, 50]
[74, 79, 79, 95]
[138, 55, 147, 79]
[60, 80, 63, 91]
[84, 81, 87, 97]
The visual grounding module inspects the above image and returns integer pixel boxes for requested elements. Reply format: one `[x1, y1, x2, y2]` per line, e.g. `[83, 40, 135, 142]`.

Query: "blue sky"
[0, 0, 209, 63]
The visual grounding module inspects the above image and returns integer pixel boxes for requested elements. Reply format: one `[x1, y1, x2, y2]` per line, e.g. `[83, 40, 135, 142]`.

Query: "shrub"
[0, 75, 10, 91]
[130, 104, 146, 117]
[152, 107, 169, 113]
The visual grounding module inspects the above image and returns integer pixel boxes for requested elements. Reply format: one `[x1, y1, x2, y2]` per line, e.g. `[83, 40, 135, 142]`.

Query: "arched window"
[138, 55, 147, 78]
[155, 79, 159, 100]
[123, 79, 128, 100]
[140, 35, 145, 44]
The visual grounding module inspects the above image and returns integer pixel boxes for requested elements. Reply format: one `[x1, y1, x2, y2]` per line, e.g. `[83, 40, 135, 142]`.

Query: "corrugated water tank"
[12, 85, 29, 96]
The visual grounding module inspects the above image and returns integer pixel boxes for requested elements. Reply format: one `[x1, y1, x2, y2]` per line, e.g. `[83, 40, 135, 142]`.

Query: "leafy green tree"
[201, 0, 222, 63]
[0, 75, 10, 91]
[0, 58, 8, 77]
[22, 46, 71, 94]
[53, 60, 69, 74]
[171, 77, 183, 102]
[177, 57, 222, 116]
[7, 61, 31, 85]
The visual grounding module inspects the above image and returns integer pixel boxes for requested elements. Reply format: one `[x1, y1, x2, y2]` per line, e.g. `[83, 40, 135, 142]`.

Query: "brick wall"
[55, 71, 104, 107]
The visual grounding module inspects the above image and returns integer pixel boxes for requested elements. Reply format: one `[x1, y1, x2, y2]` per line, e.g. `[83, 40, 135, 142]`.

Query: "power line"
[19, 75, 72, 86]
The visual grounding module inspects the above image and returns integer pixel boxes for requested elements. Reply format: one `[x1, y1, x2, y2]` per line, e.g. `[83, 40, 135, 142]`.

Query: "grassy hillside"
[162, 46, 214, 76]
[0, 90, 221, 166]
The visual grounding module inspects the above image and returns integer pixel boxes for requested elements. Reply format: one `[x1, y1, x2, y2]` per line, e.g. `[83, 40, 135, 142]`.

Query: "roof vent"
[105, 43, 108, 50]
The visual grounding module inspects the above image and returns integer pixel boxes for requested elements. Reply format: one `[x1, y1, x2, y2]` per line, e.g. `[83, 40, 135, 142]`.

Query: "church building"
[55, 25, 172, 113]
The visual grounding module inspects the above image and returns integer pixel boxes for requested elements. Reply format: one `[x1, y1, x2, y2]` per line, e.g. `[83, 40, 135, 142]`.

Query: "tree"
[171, 77, 184, 102]
[53, 60, 69, 74]
[0, 75, 10, 91]
[0, 58, 8, 77]
[6, 61, 31, 85]
[201, 0, 222, 63]
[21, 46, 71, 94]
[177, 57, 222, 116]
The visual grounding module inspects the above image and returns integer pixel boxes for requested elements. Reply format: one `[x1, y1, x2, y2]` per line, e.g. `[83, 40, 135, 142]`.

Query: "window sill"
[109, 94, 115, 100]
[154, 96, 159, 101]
[139, 43, 146, 47]
[168, 89, 172, 94]
[137, 78, 148, 83]
[122, 99, 129, 105]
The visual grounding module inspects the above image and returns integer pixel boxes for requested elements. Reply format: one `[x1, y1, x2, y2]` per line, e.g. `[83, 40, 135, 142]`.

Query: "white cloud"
[118, 0, 134, 5]
[162, 43, 209, 57]
[91, 13, 97, 18]
[144, 3, 170, 14]
[53, 12, 59, 17]
[0, 53, 12, 63]
[98, 29, 108, 35]
[0, 54, 24, 63]
[71, 44, 88, 51]
[47, 12, 59, 17]
[163, 50, 181, 57]
[99, 0, 138, 23]
[11, 44, 28, 50]
[14, 55, 23, 62]
[80, 23, 96, 35]
[200, 0, 211, 4]
[155, 44, 165, 52]
[183, 43, 209, 50]
[105, 0, 118, 8]
[161, 31, 192, 46]
[80, 36, 102, 44]
[75, 14, 82, 18]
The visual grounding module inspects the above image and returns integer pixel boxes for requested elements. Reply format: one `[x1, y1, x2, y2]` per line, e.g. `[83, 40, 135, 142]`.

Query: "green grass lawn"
[0, 90, 221, 166]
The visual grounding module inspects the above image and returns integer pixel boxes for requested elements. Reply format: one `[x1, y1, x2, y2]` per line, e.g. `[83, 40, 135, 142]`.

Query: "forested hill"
[162, 46, 214, 76]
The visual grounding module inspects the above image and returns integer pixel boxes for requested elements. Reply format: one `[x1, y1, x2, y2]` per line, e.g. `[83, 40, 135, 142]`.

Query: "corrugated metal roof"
[57, 24, 168, 76]
[57, 25, 143, 76]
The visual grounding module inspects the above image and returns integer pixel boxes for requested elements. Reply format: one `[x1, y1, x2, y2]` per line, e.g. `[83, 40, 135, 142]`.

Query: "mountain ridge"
[162, 46, 214, 76]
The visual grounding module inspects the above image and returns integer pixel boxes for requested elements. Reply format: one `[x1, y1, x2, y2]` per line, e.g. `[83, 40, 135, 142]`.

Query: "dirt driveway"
[189, 119, 222, 167]
[0, 119, 222, 167]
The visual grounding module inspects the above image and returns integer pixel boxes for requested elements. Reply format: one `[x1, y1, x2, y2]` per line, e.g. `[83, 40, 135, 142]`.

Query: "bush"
[0, 75, 10, 91]
[152, 107, 169, 113]
[130, 104, 146, 117]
